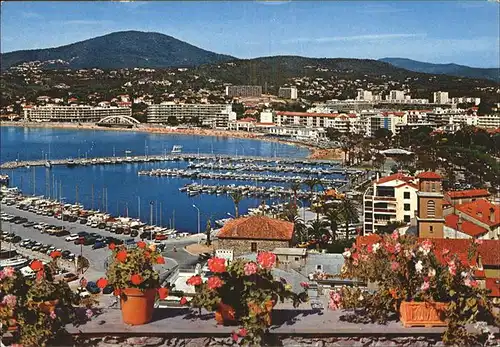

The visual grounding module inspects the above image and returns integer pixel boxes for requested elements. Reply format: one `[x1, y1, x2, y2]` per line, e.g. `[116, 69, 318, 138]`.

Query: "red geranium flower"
[108, 243, 116, 250]
[96, 278, 108, 289]
[238, 328, 247, 337]
[158, 287, 169, 300]
[186, 275, 203, 286]
[232, 333, 239, 342]
[137, 241, 146, 249]
[116, 250, 127, 262]
[113, 288, 121, 296]
[156, 256, 165, 264]
[257, 252, 276, 269]
[30, 260, 44, 272]
[130, 274, 144, 285]
[36, 269, 45, 280]
[207, 276, 224, 290]
[207, 257, 226, 273]
[180, 297, 188, 305]
[144, 251, 151, 259]
[50, 250, 62, 259]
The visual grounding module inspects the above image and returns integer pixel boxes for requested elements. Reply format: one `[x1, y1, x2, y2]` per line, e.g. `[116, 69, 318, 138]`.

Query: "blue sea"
[0, 126, 340, 233]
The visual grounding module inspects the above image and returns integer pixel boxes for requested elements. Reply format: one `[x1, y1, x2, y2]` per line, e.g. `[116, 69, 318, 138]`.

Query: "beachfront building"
[273, 111, 360, 133]
[477, 114, 500, 130]
[225, 85, 262, 98]
[278, 86, 298, 100]
[363, 173, 419, 234]
[22, 105, 132, 123]
[146, 103, 236, 128]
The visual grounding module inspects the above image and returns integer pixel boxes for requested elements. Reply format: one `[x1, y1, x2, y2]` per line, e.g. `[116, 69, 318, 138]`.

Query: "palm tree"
[307, 219, 330, 244]
[304, 177, 322, 202]
[323, 205, 341, 242]
[279, 202, 298, 223]
[289, 181, 301, 206]
[229, 191, 244, 218]
[337, 198, 359, 240]
[292, 216, 307, 244]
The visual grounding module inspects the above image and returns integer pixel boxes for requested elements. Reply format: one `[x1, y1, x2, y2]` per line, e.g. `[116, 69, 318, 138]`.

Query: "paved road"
[1, 205, 200, 280]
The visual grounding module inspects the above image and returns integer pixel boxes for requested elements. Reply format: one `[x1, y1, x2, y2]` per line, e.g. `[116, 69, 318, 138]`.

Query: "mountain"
[0, 31, 235, 70]
[380, 57, 499, 82]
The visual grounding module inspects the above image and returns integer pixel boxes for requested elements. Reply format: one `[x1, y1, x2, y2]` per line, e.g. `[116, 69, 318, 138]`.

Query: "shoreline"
[0, 121, 344, 161]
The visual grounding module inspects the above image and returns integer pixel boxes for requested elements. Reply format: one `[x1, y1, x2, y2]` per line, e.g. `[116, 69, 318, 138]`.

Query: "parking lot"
[1, 205, 201, 280]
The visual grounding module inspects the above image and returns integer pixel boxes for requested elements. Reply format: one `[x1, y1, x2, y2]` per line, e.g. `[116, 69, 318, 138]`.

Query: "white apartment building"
[366, 112, 408, 137]
[278, 87, 298, 100]
[274, 111, 360, 133]
[147, 103, 236, 128]
[363, 173, 419, 234]
[448, 114, 479, 127]
[433, 91, 449, 104]
[477, 115, 500, 129]
[225, 85, 262, 98]
[427, 107, 472, 127]
[356, 89, 373, 101]
[389, 90, 405, 101]
[451, 97, 481, 106]
[23, 105, 132, 123]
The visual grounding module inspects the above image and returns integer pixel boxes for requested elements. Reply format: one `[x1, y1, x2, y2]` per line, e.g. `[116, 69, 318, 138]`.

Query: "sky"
[1, 1, 499, 68]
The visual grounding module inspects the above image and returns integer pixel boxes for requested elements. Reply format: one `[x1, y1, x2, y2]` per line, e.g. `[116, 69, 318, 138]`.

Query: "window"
[251, 242, 257, 252]
[404, 204, 411, 211]
[430, 226, 434, 232]
[427, 200, 436, 217]
[404, 192, 411, 199]
[295, 257, 300, 261]
[404, 215, 411, 223]
[316, 264, 323, 271]
[431, 183, 436, 192]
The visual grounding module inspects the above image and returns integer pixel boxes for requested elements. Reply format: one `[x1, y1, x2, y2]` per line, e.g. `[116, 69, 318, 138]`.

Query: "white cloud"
[281, 33, 426, 44]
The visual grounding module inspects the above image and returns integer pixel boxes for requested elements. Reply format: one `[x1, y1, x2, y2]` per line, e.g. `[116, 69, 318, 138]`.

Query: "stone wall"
[66, 334, 500, 347]
[216, 238, 290, 256]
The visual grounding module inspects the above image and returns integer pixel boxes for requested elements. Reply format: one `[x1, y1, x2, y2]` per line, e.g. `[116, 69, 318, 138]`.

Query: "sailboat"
[171, 145, 183, 154]
[45, 161, 52, 169]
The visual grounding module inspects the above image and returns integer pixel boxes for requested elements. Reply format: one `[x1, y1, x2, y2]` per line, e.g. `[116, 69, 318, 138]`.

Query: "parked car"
[86, 281, 101, 294]
[77, 231, 89, 237]
[65, 234, 80, 242]
[23, 221, 36, 227]
[92, 241, 106, 250]
[14, 218, 28, 224]
[83, 237, 97, 246]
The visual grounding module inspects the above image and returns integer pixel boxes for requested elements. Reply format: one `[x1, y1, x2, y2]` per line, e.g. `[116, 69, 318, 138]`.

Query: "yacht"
[45, 161, 52, 169]
[171, 145, 183, 154]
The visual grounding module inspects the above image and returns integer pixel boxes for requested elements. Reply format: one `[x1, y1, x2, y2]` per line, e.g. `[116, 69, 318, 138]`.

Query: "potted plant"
[0, 254, 97, 347]
[334, 232, 498, 345]
[186, 252, 309, 345]
[96, 241, 170, 325]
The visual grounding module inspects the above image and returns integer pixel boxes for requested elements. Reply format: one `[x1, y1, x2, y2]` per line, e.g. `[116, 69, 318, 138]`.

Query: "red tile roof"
[455, 199, 500, 227]
[238, 117, 257, 122]
[445, 189, 490, 200]
[276, 111, 357, 119]
[218, 216, 293, 241]
[376, 173, 414, 185]
[445, 214, 489, 237]
[356, 236, 500, 267]
[416, 171, 442, 179]
[485, 278, 500, 297]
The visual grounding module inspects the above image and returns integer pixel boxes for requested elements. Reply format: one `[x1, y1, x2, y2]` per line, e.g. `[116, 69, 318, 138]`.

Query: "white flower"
[428, 268, 436, 277]
[461, 271, 468, 278]
[372, 243, 380, 253]
[415, 260, 423, 273]
[358, 295, 364, 301]
[342, 250, 351, 258]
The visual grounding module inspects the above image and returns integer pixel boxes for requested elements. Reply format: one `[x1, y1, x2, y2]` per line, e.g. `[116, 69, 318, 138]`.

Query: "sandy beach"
[0, 121, 344, 161]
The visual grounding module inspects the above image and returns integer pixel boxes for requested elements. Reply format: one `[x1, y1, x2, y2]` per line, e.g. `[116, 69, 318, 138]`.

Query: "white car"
[34, 223, 48, 230]
[65, 234, 80, 241]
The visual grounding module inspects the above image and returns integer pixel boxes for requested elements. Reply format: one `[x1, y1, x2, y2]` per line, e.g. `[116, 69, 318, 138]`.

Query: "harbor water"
[0, 126, 343, 233]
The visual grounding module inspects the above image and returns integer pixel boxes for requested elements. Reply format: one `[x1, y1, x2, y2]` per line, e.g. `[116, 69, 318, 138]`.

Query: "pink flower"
[366, 244, 373, 253]
[257, 252, 276, 269]
[85, 309, 93, 319]
[421, 281, 430, 291]
[232, 333, 239, 342]
[391, 262, 400, 271]
[448, 261, 457, 276]
[207, 276, 224, 290]
[3, 267, 15, 278]
[2, 294, 17, 308]
[300, 282, 310, 288]
[391, 230, 399, 240]
[50, 310, 57, 320]
[474, 239, 483, 245]
[328, 291, 342, 310]
[395, 243, 402, 254]
[238, 328, 247, 337]
[464, 278, 478, 288]
[244, 262, 258, 276]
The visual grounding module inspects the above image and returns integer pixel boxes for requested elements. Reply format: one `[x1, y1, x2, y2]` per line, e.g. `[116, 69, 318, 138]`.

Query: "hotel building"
[23, 105, 132, 123]
[147, 103, 236, 128]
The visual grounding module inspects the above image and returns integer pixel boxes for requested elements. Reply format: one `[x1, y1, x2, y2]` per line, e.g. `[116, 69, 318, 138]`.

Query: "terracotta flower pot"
[399, 301, 448, 327]
[120, 288, 157, 325]
[215, 302, 236, 325]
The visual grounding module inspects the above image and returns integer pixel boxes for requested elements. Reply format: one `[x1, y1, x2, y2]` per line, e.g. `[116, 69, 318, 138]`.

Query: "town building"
[216, 216, 294, 256]
[477, 114, 500, 129]
[356, 89, 373, 101]
[389, 90, 405, 101]
[433, 91, 449, 104]
[146, 103, 236, 128]
[445, 189, 491, 205]
[443, 199, 499, 240]
[451, 97, 481, 106]
[22, 105, 132, 123]
[273, 111, 359, 133]
[366, 111, 407, 137]
[278, 86, 298, 100]
[416, 172, 445, 239]
[363, 173, 419, 234]
[225, 85, 262, 98]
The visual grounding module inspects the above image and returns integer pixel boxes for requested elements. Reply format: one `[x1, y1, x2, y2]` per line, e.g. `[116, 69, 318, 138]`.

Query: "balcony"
[373, 208, 397, 214]
[373, 196, 396, 201]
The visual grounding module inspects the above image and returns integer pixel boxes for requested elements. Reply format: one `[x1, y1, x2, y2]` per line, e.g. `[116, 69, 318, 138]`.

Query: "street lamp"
[193, 204, 200, 234]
